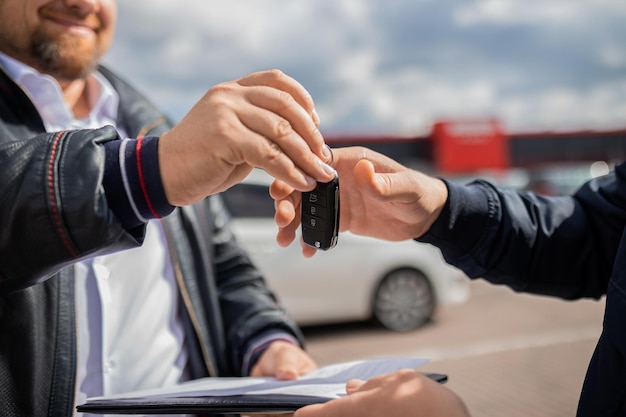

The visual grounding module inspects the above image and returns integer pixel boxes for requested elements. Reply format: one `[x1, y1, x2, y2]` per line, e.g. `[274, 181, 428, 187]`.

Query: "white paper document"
[92, 357, 429, 401]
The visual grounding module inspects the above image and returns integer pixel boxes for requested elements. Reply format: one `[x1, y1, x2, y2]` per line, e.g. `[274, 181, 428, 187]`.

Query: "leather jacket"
[0, 67, 304, 416]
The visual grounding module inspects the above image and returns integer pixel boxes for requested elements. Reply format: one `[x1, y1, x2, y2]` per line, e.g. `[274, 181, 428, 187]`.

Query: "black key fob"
[302, 175, 340, 250]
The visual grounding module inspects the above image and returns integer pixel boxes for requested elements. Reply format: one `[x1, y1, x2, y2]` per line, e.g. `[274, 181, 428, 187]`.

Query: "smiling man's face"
[0, 0, 117, 80]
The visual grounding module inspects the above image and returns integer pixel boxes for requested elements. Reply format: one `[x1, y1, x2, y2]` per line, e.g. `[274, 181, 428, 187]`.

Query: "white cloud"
[453, 0, 626, 27]
[498, 80, 626, 133]
[105, 1, 626, 136]
[600, 45, 626, 69]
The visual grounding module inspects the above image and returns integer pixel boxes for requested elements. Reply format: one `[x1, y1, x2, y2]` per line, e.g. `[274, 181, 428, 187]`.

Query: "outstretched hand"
[159, 69, 336, 207]
[270, 146, 448, 257]
[294, 369, 471, 417]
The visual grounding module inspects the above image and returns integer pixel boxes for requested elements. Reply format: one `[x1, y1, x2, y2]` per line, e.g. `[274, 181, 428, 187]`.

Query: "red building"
[324, 119, 626, 175]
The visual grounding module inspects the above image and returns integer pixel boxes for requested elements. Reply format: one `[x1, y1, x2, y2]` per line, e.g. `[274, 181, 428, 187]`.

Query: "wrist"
[242, 330, 301, 376]
[103, 136, 175, 229]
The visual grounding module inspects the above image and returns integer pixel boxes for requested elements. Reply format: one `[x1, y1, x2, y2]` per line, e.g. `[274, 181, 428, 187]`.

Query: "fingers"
[347, 372, 393, 393]
[294, 383, 381, 417]
[271, 145, 434, 253]
[293, 403, 325, 417]
[238, 92, 334, 184]
[235, 70, 334, 186]
[354, 158, 421, 203]
[250, 341, 318, 380]
[272, 342, 317, 380]
[205, 80, 333, 190]
[160, 68, 336, 207]
[271, 179, 322, 258]
[294, 397, 355, 417]
[345, 379, 366, 394]
[295, 370, 472, 417]
[353, 159, 379, 195]
[299, 237, 319, 258]
[234, 123, 322, 192]
[274, 351, 317, 381]
[274, 196, 298, 230]
[237, 69, 320, 126]
[270, 180, 301, 247]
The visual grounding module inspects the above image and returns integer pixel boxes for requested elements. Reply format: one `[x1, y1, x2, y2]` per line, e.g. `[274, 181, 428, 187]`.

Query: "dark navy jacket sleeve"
[419, 163, 626, 300]
[419, 162, 626, 416]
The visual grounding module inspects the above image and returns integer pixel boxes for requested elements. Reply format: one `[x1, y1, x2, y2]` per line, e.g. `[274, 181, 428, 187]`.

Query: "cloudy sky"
[104, 0, 626, 136]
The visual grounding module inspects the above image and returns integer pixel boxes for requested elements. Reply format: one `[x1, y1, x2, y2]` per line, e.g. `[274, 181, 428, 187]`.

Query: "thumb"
[345, 378, 366, 394]
[354, 159, 382, 198]
[355, 158, 421, 203]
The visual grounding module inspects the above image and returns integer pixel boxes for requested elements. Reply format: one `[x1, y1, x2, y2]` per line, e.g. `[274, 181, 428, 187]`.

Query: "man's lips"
[41, 12, 100, 35]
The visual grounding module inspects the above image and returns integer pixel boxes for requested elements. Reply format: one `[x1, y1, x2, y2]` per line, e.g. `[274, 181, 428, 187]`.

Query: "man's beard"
[31, 29, 101, 81]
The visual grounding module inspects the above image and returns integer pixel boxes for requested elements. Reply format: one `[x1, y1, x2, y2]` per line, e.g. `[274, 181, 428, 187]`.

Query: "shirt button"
[104, 360, 115, 374]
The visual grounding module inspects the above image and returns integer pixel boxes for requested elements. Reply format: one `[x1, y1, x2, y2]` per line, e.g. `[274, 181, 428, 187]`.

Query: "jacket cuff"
[417, 179, 495, 262]
[103, 136, 175, 230]
[241, 329, 301, 376]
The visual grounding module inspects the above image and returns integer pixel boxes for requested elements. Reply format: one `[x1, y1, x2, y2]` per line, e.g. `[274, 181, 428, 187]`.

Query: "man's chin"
[33, 36, 101, 80]
[51, 57, 99, 81]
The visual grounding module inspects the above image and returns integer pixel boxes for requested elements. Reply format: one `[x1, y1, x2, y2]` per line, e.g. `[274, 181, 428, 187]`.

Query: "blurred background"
[107, 0, 625, 136]
[106, 1, 624, 416]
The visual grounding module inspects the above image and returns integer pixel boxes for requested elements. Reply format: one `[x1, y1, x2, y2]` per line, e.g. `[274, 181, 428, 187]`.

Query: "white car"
[221, 169, 470, 331]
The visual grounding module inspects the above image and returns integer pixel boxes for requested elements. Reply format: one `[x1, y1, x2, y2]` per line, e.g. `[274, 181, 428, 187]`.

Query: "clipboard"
[77, 358, 447, 415]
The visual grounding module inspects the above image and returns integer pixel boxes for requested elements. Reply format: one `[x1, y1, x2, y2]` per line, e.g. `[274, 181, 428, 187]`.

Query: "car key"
[302, 175, 340, 250]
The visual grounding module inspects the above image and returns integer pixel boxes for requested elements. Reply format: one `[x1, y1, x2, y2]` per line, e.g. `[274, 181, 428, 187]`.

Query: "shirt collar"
[0, 51, 119, 133]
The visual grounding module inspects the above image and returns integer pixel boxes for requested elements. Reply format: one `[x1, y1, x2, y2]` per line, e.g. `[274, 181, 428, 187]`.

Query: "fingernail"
[305, 175, 317, 188]
[312, 108, 320, 125]
[321, 161, 336, 177]
[321, 145, 332, 164]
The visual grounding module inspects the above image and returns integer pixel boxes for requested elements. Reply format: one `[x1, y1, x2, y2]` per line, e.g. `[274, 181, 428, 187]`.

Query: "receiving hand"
[294, 369, 471, 417]
[271, 146, 449, 257]
[159, 69, 336, 206]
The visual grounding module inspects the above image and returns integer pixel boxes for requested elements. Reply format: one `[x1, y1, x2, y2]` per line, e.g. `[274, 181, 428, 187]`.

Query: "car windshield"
[222, 183, 275, 218]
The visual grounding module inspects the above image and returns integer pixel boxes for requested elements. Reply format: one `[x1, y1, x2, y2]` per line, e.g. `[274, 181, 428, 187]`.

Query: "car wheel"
[373, 268, 435, 331]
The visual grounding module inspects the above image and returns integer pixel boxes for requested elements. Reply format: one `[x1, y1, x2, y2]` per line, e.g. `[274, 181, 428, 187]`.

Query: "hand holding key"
[270, 146, 448, 257]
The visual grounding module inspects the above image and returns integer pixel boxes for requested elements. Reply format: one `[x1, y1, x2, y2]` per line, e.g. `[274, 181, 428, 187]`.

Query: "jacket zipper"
[162, 219, 217, 377]
[72, 265, 80, 417]
[137, 116, 168, 138]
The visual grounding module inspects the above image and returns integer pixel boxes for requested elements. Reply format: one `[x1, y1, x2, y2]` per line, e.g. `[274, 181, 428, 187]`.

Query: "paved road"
[301, 279, 606, 417]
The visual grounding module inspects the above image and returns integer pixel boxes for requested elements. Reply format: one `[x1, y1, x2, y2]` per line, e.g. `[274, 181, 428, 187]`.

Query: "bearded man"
[0, 1, 336, 416]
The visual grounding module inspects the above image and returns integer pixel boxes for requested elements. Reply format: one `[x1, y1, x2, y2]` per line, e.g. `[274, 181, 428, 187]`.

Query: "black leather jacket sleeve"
[0, 126, 146, 292]
[419, 162, 626, 300]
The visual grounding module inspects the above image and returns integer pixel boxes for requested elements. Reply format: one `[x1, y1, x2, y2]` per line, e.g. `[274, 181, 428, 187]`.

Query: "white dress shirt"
[0, 53, 190, 417]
